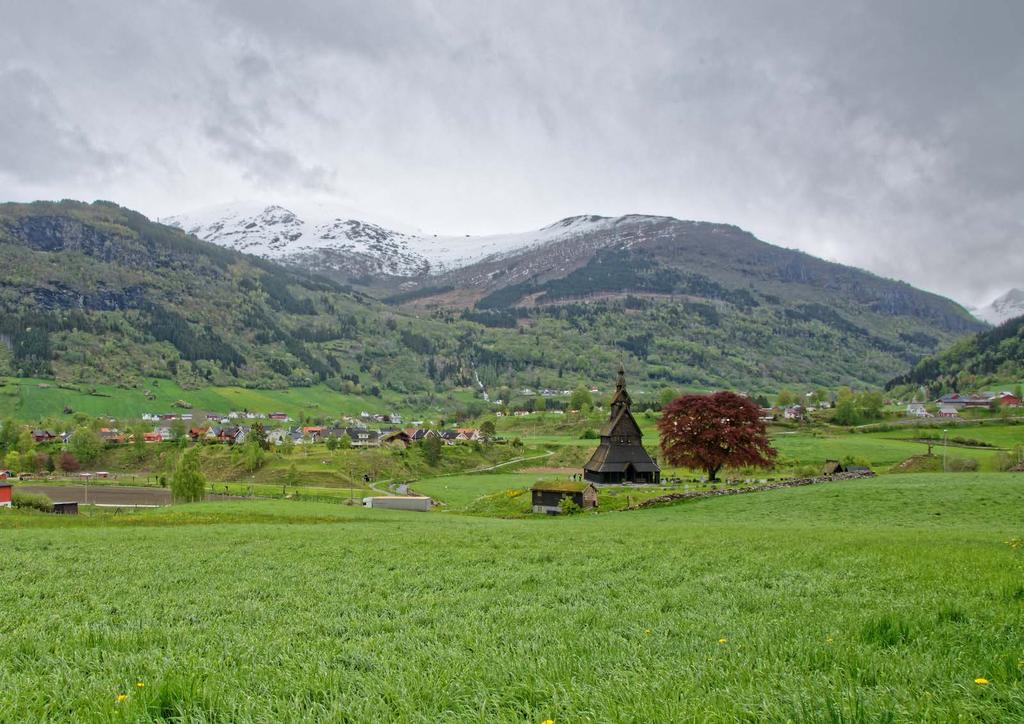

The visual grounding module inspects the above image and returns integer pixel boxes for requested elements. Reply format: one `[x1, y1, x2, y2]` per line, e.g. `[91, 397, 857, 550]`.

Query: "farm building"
[583, 367, 660, 484]
[362, 496, 433, 512]
[380, 430, 412, 448]
[531, 481, 598, 514]
[822, 460, 873, 475]
[0, 482, 11, 507]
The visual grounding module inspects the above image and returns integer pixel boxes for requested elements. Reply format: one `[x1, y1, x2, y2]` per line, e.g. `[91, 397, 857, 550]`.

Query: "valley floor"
[1, 473, 1022, 720]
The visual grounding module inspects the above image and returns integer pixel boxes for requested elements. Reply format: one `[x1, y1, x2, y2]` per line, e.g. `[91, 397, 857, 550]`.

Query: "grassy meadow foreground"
[1, 474, 1022, 720]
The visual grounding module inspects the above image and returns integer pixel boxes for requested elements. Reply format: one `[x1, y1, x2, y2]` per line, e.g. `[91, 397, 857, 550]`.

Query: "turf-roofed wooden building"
[583, 366, 661, 485]
[531, 481, 598, 514]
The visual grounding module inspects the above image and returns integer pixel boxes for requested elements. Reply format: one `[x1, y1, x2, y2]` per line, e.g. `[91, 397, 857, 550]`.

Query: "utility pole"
[943, 429, 948, 472]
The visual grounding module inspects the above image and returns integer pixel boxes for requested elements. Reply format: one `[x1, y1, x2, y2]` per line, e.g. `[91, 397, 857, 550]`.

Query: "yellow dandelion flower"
[136, 682, 145, 688]
[541, 719, 555, 724]
[644, 629, 652, 635]
[826, 637, 833, 644]
[115, 694, 128, 703]
[974, 678, 989, 685]
[718, 638, 728, 644]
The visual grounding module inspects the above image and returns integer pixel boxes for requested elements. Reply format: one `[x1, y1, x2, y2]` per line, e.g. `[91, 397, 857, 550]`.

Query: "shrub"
[579, 429, 599, 439]
[12, 492, 54, 513]
[994, 452, 1016, 471]
[946, 457, 979, 472]
[558, 496, 582, 515]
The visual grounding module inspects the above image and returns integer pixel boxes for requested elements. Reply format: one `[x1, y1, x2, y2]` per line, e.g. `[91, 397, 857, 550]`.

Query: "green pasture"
[0, 377, 473, 422]
[769, 431, 1003, 472]
[415, 472, 738, 515]
[879, 422, 1024, 451]
[0, 473, 1022, 720]
[412, 473, 545, 509]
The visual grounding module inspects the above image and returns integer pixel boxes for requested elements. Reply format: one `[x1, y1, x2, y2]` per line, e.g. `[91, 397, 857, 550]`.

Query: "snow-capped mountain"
[162, 202, 615, 280]
[973, 288, 1024, 325]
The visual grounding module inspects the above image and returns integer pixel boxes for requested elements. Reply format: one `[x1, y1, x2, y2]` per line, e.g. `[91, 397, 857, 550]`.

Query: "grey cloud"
[0, 0, 1022, 306]
[0, 67, 118, 184]
[203, 122, 335, 191]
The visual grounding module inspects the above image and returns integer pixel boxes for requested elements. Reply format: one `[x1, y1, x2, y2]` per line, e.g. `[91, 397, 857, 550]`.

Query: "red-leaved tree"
[57, 451, 80, 474]
[657, 391, 776, 481]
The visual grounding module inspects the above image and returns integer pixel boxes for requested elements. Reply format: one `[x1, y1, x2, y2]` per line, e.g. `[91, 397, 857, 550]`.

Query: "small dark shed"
[822, 460, 871, 475]
[821, 460, 845, 475]
[531, 481, 598, 514]
[52, 501, 79, 515]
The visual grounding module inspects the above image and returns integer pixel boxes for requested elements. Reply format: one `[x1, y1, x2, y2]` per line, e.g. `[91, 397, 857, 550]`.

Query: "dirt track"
[18, 485, 172, 506]
[17, 485, 247, 506]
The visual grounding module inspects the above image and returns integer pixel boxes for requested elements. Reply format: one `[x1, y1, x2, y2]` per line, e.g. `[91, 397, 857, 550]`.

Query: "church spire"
[609, 364, 632, 417]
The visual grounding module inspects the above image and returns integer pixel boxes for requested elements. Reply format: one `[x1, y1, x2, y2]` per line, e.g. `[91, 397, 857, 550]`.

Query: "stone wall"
[627, 471, 875, 510]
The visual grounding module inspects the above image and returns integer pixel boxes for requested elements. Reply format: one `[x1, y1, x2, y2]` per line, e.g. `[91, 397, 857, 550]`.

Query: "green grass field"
[0, 377, 478, 422]
[412, 472, 545, 508]
[1, 473, 1021, 720]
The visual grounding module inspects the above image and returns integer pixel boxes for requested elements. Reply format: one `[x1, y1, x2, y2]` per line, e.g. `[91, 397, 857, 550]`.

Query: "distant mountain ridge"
[163, 202, 617, 282]
[0, 200, 988, 395]
[168, 203, 982, 335]
[973, 288, 1024, 325]
[887, 313, 1024, 393]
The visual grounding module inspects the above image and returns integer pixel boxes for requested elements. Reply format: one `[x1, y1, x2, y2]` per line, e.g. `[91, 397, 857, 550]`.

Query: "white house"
[906, 402, 930, 418]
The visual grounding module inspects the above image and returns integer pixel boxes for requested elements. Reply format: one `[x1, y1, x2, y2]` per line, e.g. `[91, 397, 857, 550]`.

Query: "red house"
[994, 392, 1021, 408]
[0, 482, 12, 508]
[31, 429, 56, 443]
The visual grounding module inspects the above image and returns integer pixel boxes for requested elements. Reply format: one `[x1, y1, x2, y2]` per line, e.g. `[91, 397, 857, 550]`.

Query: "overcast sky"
[2, 1, 1021, 306]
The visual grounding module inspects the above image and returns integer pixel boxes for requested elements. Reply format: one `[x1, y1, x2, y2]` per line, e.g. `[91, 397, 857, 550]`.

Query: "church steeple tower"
[609, 364, 632, 418]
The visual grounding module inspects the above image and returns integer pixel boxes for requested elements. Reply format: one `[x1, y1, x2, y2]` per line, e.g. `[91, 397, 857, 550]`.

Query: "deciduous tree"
[241, 438, 266, 472]
[657, 391, 776, 481]
[776, 389, 796, 407]
[57, 452, 80, 473]
[249, 422, 269, 451]
[68, 428, 104, 464]
[422, 434, 442, 466]
[171, 447, 206, 503]
[570, 385, 593, 412]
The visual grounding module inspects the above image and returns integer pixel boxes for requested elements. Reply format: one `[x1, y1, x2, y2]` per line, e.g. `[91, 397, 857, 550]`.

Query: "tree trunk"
[707, 465, 720, 482]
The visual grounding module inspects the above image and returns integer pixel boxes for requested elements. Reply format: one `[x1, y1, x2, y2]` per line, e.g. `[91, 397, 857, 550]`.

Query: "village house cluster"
[14, 410, 484, 451]
[909, 391, 1021, 419]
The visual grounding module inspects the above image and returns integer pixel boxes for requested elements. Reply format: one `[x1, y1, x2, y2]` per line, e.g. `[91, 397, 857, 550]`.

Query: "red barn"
[0, 483, 12, 508]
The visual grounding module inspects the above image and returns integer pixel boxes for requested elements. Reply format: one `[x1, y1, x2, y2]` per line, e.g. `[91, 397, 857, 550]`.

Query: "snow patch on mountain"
[162, 203, 617, 277]
[974, 288, 1024, 325]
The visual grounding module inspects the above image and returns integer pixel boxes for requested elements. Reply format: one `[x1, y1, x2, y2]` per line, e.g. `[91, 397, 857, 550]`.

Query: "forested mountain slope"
[887, 315, 1024, 393]
[0, 201, 983, 395]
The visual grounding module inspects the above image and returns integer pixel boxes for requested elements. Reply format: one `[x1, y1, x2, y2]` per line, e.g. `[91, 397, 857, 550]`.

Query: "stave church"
[583, 366, 661, 485]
